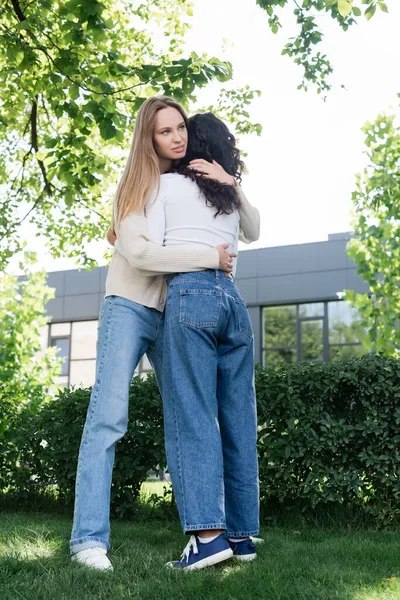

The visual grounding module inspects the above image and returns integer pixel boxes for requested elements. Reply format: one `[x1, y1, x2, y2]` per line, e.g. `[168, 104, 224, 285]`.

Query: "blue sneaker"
[229, 538, 257, 561]
[167, 534, 233, 571]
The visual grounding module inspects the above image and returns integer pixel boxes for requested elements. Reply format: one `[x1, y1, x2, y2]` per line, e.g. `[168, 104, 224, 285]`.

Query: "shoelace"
[181, 535, 198, 563]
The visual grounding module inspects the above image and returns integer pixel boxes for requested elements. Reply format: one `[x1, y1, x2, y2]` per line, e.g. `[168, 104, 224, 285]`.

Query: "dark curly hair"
[171, 112, 245, 217]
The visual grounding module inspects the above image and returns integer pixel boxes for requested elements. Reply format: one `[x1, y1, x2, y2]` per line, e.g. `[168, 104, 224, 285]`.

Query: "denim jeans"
[162, 270, 259, 537]
[69, 295, 164, 555]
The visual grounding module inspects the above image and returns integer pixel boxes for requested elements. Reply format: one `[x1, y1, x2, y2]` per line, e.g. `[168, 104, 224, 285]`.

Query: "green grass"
[141, 479, 171, 499]
[1, 512, 400, 600]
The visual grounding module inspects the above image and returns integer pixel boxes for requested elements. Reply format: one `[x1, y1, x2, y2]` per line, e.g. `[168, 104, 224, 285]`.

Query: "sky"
[13, 0, 400, 272]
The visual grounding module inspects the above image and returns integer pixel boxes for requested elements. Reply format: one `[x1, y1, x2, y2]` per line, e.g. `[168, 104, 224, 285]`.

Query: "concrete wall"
[45, 235, 369, 365]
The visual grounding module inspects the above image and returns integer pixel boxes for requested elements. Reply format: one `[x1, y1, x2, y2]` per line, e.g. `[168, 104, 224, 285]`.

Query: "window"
[262, 301, 366, 368]
[51, 337, 70, 376]
[48, 320, 99, 386]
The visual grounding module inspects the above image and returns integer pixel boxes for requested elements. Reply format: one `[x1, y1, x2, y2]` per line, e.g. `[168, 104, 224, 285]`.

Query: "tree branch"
[30, 97, 52, 196]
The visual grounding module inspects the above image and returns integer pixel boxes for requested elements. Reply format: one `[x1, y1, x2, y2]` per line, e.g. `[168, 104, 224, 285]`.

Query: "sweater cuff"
[208, 248, 220, 270]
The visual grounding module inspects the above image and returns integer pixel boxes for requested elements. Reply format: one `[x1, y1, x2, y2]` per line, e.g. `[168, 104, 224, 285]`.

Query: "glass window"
[51, 322, 71, 337]
[71, 320, 98, 360]
[301, 320, 323, 362]
[51, 338, 70, 376]
[262, 301, 367, 369]
[263, 348, 296, 369]
[330, 345, 367, 361]
[69, 359, 96, 387]
[299, 303, 324, 318]
[263, 306, 296, 348]
[328, 301, 364, 345]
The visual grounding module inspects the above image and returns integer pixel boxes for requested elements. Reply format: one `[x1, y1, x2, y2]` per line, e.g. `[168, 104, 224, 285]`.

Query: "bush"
[1, 373, 165, 518]
[1, 355, 400, 524]
[256, 354, 400, 524]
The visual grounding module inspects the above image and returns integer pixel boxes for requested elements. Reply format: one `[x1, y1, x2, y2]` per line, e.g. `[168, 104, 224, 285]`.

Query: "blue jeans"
[70, 295, 164, 554]
[162, 270, 259, 537]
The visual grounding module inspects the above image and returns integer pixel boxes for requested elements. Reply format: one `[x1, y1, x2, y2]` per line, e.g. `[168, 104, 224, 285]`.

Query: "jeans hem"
[70, 537, 110, 555]
[184, 523, 226, 534]
[225, 530, 259, 538]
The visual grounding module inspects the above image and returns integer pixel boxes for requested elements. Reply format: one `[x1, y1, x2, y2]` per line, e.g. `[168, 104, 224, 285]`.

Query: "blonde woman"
[116, 112, 260, 570]
[69, 97, 237, 571]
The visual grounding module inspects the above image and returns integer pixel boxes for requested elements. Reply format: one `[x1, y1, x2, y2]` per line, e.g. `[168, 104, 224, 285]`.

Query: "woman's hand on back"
[188, 159, 236, 187]
[216, 243, 237, 273]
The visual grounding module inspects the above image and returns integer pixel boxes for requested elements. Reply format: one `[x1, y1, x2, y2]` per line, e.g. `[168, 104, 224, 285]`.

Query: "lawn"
[1, 510, 400, 600]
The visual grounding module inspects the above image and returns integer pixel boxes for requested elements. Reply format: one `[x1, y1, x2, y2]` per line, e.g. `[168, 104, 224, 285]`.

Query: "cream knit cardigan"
[105, 187, 260, 312]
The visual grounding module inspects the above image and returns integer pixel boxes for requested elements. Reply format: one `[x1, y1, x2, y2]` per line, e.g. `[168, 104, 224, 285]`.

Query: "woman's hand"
[107, 227, 117, 247]
[216, 243, 237, 273]
[188, 159, 236, 187]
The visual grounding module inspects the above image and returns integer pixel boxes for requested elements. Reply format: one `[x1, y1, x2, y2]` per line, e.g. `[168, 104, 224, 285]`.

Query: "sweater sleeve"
[237, 186, 260, 244]
[114, 212, 219, 276]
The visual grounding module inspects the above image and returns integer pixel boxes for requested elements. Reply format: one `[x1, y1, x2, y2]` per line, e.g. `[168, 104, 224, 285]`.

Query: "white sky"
[14, 0, 400, 272]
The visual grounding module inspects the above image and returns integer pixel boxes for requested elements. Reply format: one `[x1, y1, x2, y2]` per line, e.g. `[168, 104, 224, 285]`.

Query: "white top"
[107, 181, 260, 311]
[145, 173, 240, 276]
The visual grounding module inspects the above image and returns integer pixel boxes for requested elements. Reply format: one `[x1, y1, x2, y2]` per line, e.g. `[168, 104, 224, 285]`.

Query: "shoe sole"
[71, 556, 114, 572]
[234, 553, 257, 562]
[184, 548, 233, 571]
[167, 548, 233, 572]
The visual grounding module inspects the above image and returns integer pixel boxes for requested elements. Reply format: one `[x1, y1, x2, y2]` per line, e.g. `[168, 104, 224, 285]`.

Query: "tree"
[0, 0, 261, 270]
[256, 0, 391, 96]
[344, 111, 400, 357]
[0, 252, 61, 402]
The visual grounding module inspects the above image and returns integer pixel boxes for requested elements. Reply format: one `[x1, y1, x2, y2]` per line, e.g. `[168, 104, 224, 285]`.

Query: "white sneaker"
[71, 547, 113, 571]
[250, 536, 265, 545]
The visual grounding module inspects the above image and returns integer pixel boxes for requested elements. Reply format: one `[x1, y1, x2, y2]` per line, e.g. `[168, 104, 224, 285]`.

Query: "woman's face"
[153, 107, 188, 162]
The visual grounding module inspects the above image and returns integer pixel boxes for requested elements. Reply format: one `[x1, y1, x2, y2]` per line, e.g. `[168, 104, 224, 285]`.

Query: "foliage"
[0, 253, 61, 493]
[2, 355, 400, 524]
[344, 112, 400, 357]
[0, 252, 60, 398]
[256, 354, 400, 525]
[0, 0, 261, 270]
[256, 0, 391, 96]
[8, 372, 166, 518]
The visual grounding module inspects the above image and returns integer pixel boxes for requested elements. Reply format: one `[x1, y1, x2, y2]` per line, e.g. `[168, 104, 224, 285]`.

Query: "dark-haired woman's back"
[146, 172, 240, 274]
[145, 169, 260, 570]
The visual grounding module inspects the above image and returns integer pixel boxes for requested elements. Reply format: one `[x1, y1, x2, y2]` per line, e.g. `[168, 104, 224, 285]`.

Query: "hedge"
[1, 355, 399, 523]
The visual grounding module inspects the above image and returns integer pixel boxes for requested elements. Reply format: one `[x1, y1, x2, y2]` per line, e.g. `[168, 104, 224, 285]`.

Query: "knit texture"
[105, 187, 260, 311]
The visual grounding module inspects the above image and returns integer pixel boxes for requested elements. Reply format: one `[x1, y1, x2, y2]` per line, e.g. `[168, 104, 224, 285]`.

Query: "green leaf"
[15, 21, 30, 31]
[365, 3, 377, 18]
[352, 6, 362, 16]
[69, 84, 80, 100]
[99, 118, 117, 140]
[338, 0, 353, 17]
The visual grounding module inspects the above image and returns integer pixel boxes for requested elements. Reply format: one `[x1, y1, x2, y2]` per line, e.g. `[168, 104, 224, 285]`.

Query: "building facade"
[43, 232, 369, 388]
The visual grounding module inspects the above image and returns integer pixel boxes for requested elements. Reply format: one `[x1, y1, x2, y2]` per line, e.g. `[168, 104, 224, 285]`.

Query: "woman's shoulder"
[161, 172, 198, 193]
[161, 172, 186, 183]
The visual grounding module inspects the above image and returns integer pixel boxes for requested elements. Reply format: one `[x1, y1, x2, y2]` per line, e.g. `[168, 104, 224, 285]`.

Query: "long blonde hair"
[113, 96, 188, 226]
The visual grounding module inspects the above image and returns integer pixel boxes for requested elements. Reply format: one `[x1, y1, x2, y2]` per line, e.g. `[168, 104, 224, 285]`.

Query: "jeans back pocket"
[234, 298, 253, 338]
[179, 289, 222, 329]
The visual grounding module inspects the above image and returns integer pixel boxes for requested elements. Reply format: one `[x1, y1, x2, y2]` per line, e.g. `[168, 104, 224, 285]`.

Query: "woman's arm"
[113, 182, 234, 275]
[114, 212, 221, 276]
[236, 186, 260, 244]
